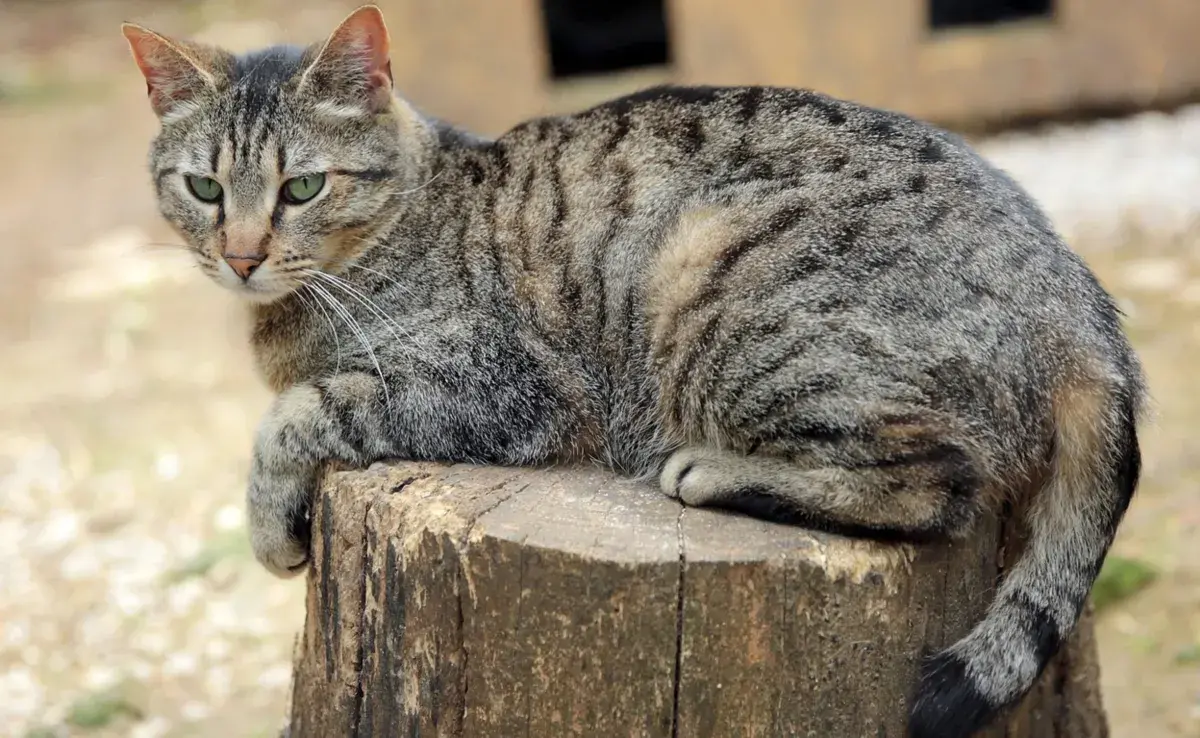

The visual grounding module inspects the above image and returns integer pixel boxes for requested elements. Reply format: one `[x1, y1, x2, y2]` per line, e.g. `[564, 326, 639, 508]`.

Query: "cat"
[122, 6, 1144, 737]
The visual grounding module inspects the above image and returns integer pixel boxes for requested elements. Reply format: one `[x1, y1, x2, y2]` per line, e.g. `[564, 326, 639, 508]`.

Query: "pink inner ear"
[332, 8, 393, 83]
[123, 27, 206, 116]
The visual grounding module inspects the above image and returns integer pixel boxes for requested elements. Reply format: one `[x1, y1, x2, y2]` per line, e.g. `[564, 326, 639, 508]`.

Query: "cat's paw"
[247, 471, 313, 579]
[659, 447, 732, 507]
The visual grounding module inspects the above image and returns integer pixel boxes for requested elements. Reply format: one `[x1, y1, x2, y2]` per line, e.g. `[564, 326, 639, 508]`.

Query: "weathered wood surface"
[288, 461, 1108, 737]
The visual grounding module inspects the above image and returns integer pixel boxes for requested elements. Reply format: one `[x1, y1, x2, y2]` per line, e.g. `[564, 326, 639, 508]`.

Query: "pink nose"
[224, 255, 264, 280]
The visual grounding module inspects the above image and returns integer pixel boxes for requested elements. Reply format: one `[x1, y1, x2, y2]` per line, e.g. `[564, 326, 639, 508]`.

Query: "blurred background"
[1, 0, 1198, 736]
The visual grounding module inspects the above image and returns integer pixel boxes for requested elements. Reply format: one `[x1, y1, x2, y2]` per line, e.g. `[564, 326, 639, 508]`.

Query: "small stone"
[4, 619, 29, 647]
[205, 601, 239, 630]
[3, 442, 66, 500]
[180, 701, 210, 722]
[163, 652, 198, 677]
[83, 665, 119, 691]
[213, 504, 244, 531]
[109, 585, 149, 617]
[36, 510, 80, 551]
[0, 667, 44, 717]
[154, 452, 181, 481]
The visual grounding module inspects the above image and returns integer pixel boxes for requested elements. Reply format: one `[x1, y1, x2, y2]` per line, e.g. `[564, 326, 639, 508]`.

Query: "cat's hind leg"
[659, 428, 986, 542]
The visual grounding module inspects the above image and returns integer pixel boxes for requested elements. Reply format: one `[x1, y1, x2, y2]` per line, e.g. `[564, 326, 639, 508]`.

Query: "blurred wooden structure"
[377, 0, 1200, 134]
[669, 0, 1200, 128]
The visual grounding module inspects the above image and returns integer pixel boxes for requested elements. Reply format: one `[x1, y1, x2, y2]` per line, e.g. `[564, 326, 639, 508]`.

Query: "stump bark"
[288, 461, 1109, 738]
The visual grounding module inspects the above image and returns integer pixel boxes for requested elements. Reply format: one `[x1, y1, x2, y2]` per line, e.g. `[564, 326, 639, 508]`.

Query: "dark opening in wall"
[929, 0, 1054, 30]
[540, 0, 672, 79]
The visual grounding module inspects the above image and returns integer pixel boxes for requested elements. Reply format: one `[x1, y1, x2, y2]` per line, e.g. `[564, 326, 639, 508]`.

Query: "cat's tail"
[908, 375, 1142, 737]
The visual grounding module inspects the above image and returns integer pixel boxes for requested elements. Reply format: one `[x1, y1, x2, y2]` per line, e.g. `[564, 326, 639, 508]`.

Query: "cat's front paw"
[247, 469, 314, 579]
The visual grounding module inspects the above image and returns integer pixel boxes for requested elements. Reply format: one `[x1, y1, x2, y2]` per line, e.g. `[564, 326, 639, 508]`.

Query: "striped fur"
[125, 7, 1145, 736]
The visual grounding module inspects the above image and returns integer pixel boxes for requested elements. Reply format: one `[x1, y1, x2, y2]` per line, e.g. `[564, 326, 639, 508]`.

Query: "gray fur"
[127, 8, 1145, 736]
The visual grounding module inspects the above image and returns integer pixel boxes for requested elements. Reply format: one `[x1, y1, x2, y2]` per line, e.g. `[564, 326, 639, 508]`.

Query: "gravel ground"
[1, 6, 1198, 736]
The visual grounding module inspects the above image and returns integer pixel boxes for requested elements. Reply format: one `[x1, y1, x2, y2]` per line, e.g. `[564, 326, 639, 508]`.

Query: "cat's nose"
[225, 254, 264, 280]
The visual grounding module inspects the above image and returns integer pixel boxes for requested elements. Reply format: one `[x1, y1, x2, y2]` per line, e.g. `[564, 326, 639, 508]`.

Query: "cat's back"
[526, 84, 1087, 305]
[552, 86, 1129, 367]
[473, 85, 1122, 364]
[494, 83, 1039, 251]
[528, 84, 981, 187]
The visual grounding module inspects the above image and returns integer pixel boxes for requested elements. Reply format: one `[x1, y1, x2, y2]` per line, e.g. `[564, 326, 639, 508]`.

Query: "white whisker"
[309, 265, 461, 378]
[297, 286, 343, 374]
[305, 269, 418, 348]
[395, 169, 444, 197]
[305, 280, 391, 407]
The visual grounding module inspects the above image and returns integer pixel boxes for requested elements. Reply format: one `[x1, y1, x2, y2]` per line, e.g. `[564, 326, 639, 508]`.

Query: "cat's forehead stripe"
[225, 45, 308, 168]
[208, 133, 220, 174]
[276, 138, 288, 176]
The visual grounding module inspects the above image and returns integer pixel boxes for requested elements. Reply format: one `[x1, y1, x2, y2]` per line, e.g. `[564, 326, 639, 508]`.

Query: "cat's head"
[123, 6, 423, 303]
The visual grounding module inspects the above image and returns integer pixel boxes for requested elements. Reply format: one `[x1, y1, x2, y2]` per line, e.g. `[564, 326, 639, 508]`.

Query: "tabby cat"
[123, 6, 1144, 737]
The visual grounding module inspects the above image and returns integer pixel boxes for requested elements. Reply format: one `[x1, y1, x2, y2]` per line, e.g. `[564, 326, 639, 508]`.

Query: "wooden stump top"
[289, 461, 1107, 738]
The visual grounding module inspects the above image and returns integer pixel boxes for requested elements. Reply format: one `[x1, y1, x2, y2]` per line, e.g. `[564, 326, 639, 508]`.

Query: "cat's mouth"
[210, 258, 306, 304]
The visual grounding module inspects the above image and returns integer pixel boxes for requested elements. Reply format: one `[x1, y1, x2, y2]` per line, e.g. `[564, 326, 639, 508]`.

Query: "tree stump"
[287, 461, 1109, 737]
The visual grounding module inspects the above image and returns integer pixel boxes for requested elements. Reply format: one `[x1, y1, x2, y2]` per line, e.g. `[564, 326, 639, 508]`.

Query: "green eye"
[282, 174, 326, 205]
[185, 175, 223, 203]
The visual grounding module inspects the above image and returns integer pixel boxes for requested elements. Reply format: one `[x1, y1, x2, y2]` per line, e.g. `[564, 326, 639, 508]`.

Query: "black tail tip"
[909, 651, 997, 738]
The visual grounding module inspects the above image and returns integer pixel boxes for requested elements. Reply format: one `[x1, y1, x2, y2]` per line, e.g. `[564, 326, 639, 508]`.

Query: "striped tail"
[908, 380, 1142, 737]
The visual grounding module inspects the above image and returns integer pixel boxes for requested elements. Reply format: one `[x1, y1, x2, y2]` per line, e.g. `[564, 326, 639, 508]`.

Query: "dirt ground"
[0, 2, 1197, 737]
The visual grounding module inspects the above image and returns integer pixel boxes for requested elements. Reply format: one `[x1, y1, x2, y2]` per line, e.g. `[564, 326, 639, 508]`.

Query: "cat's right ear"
[121, 23, 221, 119]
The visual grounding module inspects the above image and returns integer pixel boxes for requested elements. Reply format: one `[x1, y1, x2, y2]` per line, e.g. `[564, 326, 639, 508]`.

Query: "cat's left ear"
[300, 5, 394, 114]
[121, 23, 225, 119]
